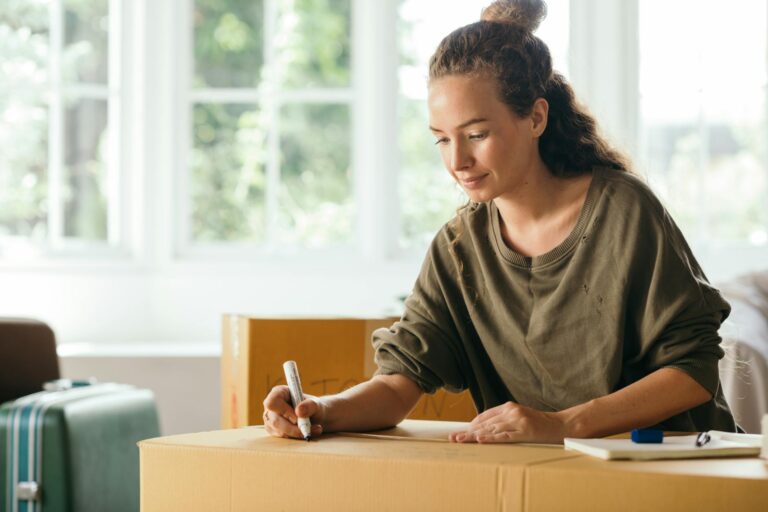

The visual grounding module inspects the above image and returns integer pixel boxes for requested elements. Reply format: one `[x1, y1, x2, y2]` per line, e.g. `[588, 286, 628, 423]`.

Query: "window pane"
[63, 0, 108, 84]
[639, 0, 768, 244]
[0, 92, 49, 239]
[0, 1, 49, 89]
[193, 0, 265, 88]
[63, 97, 108, 240]
[191, 103, 267, 242]
[399, 98, 462, 248]
[397, 0, 570, 250]
[0, 2, 50, 240]
[275, 0, 351, 88]
[278, 103, 352, 247]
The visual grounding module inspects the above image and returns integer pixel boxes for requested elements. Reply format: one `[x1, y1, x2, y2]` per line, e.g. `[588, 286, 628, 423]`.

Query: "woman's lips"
[459, 174, 488, 189]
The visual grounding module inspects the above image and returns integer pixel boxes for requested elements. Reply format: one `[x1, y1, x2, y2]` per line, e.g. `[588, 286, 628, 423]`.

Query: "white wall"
[0, 260, 414, 345]
[59, 348, 220, 435]
[0, 247, 761, 346]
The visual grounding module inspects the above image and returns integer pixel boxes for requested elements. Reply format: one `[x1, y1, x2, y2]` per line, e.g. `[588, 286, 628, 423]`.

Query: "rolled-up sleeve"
[626, 205, 730, 396]
[647, 295, 728, 396]
[373, 236, 469, 394]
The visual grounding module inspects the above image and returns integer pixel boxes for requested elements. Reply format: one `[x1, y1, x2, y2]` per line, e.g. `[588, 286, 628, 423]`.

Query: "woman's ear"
[530, 98, 549, 138]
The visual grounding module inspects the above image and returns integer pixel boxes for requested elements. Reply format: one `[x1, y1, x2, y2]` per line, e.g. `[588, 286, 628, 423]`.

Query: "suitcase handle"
[43, 378, 98, 391]
[17, 481, 40, 501]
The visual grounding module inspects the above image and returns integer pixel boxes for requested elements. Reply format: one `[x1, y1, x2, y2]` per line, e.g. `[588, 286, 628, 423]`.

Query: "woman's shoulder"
[595, 167, 668, 221]
[428, 201, 490, 253]
[591, 168, 694, 256]
[439, 201, 489, 238]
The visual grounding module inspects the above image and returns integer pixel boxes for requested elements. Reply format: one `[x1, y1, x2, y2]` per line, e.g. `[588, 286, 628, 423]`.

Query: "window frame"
[174, 0, 378, 261]
[3, 0, 767, 348]
[0, 0, 765, 274]
[0, 0, 132, 263]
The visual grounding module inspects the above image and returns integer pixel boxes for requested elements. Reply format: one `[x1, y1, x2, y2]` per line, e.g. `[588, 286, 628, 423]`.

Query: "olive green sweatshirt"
[373, 167, 736, 432]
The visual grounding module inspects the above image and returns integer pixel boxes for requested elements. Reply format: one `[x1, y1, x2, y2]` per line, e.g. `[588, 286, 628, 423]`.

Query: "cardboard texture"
[220, 315, 477, 427]
[139, 420, 577, 512]
[526, 453, 768, 512]
[140, 420, 768, 512]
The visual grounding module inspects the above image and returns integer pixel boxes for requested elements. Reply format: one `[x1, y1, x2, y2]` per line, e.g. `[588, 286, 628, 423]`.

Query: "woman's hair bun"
[480, 0, 547, 33]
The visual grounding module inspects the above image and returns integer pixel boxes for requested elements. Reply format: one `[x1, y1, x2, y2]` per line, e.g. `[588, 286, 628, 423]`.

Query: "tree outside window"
[0, 0, 112, 254]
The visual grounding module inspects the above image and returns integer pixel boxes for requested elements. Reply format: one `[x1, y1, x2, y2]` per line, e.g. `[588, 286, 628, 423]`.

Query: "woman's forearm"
[318, 374, 424, 433]
[558, 367, 712, 438]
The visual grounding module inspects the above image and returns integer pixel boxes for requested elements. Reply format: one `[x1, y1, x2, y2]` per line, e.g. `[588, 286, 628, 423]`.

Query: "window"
[0, 0, 575, 262]
[3, 0, 767, 346]
[638, 0, 768, 247]
[186, 0, 353, 252]
[396, 0, 570, 251]
[2, 0, 765, 267]
[0, 0, 118, 258]
[184, 0, 569, 256]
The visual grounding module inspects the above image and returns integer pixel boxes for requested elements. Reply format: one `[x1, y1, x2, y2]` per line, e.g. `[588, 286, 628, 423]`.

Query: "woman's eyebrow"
[429, 117, 489, 132]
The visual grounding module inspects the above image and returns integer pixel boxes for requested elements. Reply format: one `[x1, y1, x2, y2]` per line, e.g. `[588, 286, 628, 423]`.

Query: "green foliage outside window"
[191, 0, 352, 246]
[194, 0, 265, 88]
[192, 103, 267, 242]
[278, 103, 352, 246]
[398, 99, 464, 249]
[274, 0, 351, 89]
[0, 2, 49, 239]
[0, 0, 109, 242]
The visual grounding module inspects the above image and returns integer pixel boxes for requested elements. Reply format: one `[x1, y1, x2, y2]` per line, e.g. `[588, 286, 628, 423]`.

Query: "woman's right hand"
[262, 385, 326, 439]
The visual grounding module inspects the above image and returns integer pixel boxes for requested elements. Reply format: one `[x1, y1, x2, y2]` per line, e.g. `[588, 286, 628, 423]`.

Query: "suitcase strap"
[5, 383, 127, 512]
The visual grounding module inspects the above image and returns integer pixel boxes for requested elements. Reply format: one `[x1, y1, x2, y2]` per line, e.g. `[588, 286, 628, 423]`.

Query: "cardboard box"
[139, 420, 577, 512]
[221, 315, 477, 428]
[527, 452, 768, 511]
[139, 421, 768, 512]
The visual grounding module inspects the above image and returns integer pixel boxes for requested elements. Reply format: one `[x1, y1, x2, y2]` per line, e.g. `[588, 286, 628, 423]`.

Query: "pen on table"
[283, 360, 312, 441]
[695, 431, 711, 447]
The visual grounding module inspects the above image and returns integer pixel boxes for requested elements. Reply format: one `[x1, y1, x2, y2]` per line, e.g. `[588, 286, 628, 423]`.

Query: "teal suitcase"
[1, 382, 160, 512]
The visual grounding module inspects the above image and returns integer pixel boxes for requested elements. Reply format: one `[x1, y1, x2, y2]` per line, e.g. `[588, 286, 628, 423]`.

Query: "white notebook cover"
[564, 431, 763, 460]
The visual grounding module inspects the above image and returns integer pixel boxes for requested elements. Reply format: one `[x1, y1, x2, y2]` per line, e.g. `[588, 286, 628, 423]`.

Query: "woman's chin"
[464, 188, 495, 203]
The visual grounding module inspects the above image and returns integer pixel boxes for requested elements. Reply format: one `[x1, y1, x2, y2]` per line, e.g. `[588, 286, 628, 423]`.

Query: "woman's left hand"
[449, 401, 567, 444]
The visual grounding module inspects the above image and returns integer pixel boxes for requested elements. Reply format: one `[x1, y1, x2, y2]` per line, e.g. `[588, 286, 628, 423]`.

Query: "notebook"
[564, 431, 763, 460]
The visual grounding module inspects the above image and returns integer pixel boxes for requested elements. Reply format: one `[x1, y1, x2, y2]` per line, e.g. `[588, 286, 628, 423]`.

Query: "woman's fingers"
[451, 403, 535, 443]
[451, 425, 491, 443]
[296, 398, 320, 419]
[262, 385, 302, 439]
[475, 430, 524, 443]
[262, 386, 325, 439]
[264, 410, 305, 439]
[263, 409, 323, 439]
[452, 411, 507, 443]
[263, 385, 298, 423]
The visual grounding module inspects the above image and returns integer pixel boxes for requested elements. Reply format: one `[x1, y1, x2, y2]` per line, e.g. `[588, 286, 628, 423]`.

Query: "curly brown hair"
[429, 0, 631, 283]
[429, 0, 631, 178]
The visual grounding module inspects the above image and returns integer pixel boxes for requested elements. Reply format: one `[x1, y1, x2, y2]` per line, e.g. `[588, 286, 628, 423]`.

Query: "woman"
[263, 0, 737, 443]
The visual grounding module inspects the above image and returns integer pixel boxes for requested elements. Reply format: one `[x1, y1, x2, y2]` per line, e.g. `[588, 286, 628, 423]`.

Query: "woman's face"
[427, 74, 547, 203]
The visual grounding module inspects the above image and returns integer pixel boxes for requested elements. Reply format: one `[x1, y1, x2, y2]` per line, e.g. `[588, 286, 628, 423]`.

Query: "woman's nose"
[450, 143, 472, 171]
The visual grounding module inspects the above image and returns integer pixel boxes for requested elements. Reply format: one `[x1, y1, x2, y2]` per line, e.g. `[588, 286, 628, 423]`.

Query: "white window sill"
[57, 342, 221, 358]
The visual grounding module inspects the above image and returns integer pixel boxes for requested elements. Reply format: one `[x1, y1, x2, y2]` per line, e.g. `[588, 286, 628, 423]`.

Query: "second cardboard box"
[221, 315, 477, 428]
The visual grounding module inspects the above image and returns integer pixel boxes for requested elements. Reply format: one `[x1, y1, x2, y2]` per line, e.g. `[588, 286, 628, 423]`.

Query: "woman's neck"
[493, 162, 568, 223]
[493, 166, 593, 257]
